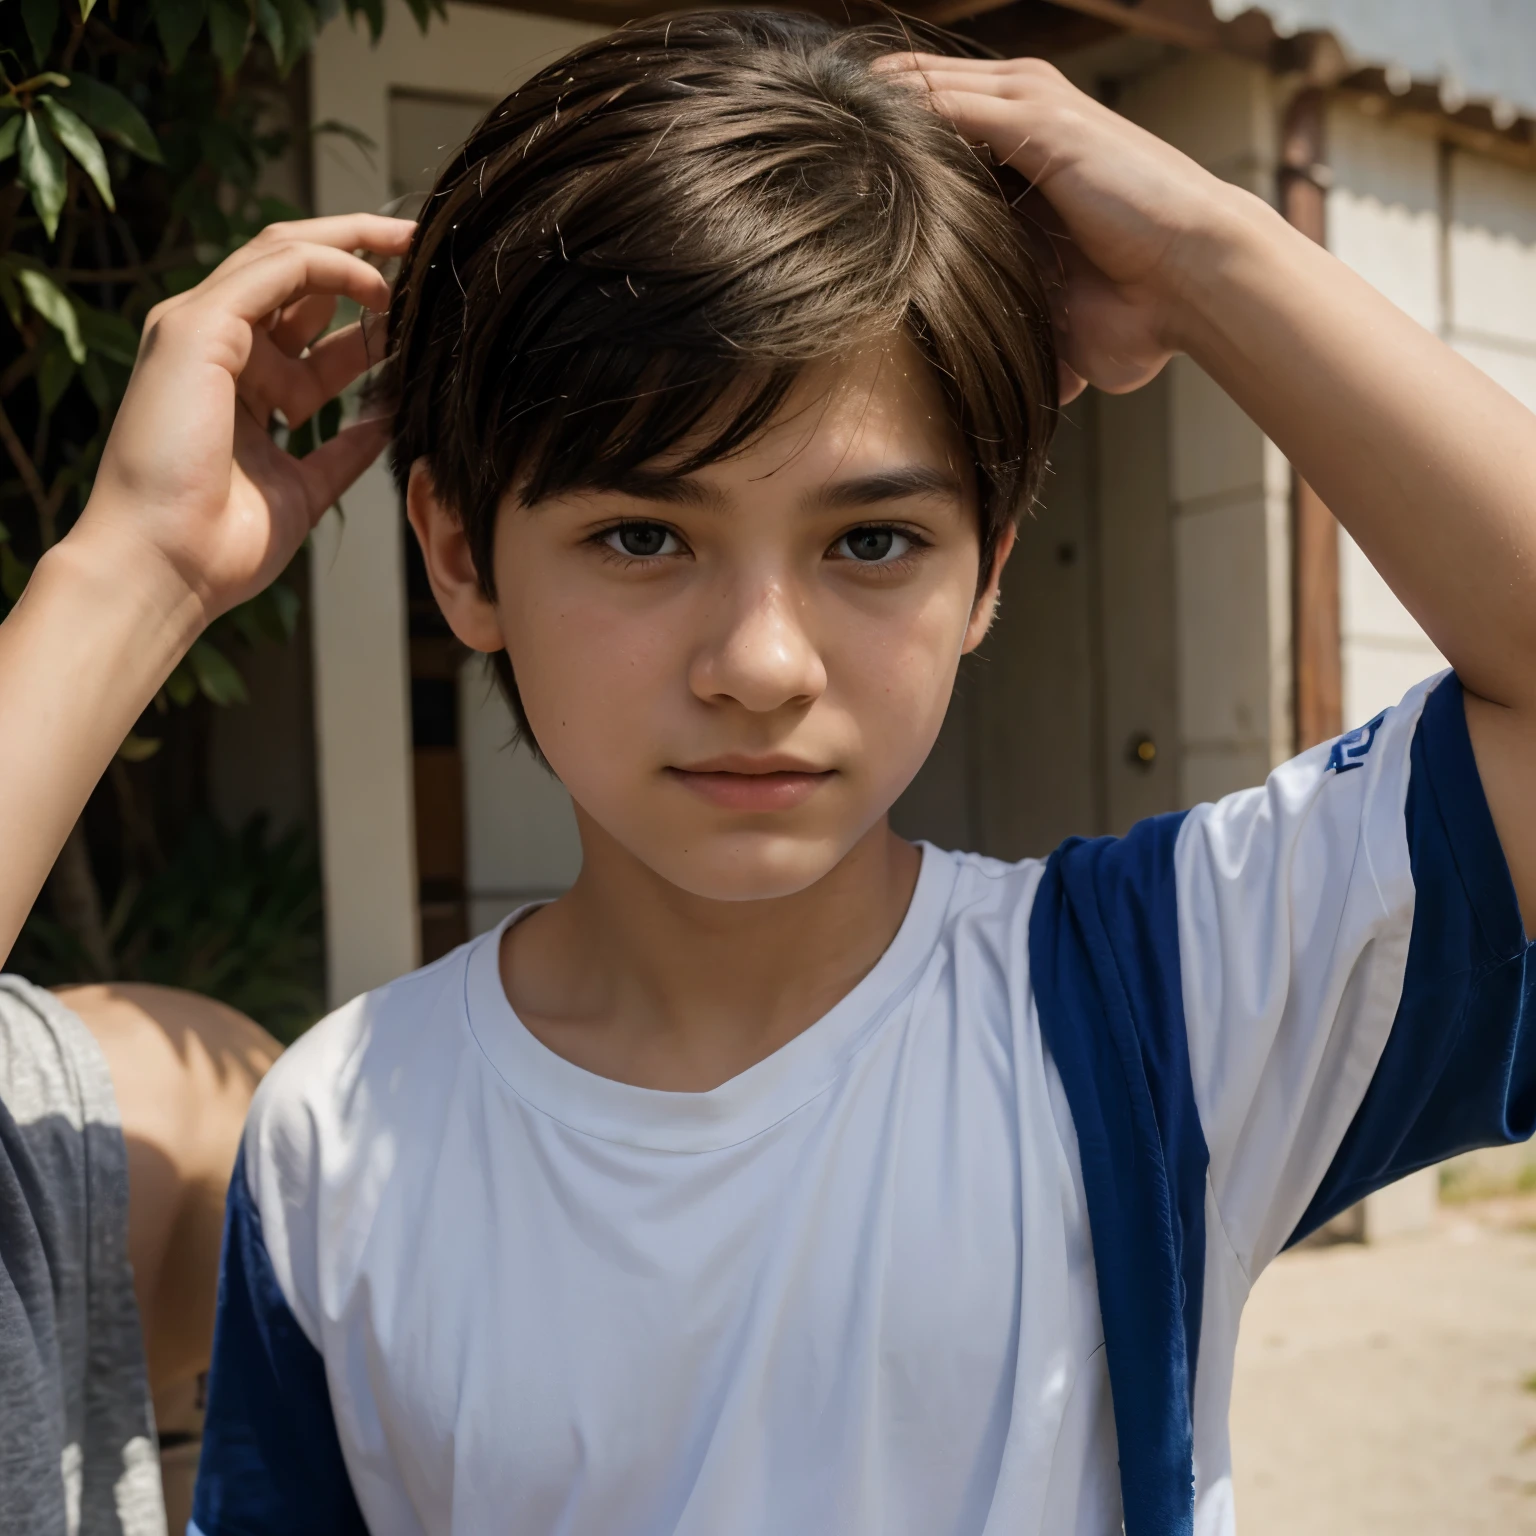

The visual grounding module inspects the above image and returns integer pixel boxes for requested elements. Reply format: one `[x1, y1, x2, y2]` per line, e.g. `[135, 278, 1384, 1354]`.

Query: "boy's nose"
[688, 580, 828, 714]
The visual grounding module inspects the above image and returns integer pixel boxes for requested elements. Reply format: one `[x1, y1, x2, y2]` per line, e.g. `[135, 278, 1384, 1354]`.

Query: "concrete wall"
[1327, 102, 1448, 727]
[1118, 55, 1294, 804]
[1328, 106, 1536, 727]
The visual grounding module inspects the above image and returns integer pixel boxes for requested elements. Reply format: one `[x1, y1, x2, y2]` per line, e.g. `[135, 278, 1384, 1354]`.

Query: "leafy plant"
[0, 0, 440, 999]
[13, 813, 326, 1041]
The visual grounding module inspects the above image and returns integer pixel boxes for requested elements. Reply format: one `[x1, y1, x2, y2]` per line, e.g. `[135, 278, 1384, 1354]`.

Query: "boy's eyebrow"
[812, 465, 964, 509]
[592, 463, 962, 510]
[596, 471, 723, 508]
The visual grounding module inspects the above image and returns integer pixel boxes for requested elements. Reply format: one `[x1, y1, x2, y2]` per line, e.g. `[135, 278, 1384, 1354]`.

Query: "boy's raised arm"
[882, 54, 1536, 927]
[0, 216, 414, 966]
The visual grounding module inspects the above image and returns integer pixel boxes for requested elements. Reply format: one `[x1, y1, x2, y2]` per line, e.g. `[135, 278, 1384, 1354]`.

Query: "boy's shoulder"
[245, 936, 483, 1183]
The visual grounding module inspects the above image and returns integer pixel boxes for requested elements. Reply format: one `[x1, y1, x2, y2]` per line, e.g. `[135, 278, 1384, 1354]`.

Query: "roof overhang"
[477, 0, 1536, 162]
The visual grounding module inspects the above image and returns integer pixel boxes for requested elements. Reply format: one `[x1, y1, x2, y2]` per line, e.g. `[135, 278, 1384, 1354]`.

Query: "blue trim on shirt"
[1290, 675, 1536, 1243]
[192, 1152, 367, 1536]
[1028, 810, 1204, 1536]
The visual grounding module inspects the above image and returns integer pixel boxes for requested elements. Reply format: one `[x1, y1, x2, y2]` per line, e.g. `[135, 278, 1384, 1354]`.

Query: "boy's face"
[412, 340, 1012, 902]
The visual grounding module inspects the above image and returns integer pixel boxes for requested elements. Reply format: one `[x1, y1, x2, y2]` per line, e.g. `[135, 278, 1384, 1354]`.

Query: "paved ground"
[1230, 1197, 1536, 1535]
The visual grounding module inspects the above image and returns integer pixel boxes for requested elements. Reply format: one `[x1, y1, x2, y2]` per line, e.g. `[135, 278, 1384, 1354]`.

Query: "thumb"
[297, 416, 392, 524]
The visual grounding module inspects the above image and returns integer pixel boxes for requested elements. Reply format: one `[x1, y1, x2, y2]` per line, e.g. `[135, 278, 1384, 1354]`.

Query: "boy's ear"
[961, 522, 1017, 656]
[405, 460, 506, 655]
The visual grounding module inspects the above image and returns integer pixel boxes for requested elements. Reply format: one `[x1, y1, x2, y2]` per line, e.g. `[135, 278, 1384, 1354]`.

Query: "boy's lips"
[666, 754, 836, 811]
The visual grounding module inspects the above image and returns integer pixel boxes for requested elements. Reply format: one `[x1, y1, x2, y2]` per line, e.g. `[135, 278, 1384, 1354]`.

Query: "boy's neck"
[499, 818, 922, 1093]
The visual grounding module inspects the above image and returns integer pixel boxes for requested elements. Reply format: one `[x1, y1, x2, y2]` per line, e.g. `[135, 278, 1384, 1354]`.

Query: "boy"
[1, 9, 1531, 1535]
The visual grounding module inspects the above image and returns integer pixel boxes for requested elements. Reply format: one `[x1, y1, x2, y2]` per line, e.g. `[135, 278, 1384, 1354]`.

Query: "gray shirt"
[0, 976, 166, 1536]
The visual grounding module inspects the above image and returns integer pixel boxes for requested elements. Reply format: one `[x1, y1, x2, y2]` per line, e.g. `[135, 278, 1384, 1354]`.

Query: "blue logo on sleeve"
[1326, 710, 1387, 774]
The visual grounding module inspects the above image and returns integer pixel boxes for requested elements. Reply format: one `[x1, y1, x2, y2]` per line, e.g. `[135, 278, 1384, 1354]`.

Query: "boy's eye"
[832, 527, 913, 564]
[604, 522, 679, 558]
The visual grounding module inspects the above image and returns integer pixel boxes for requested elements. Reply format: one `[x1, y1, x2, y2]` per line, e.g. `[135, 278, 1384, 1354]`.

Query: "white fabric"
[244, 675, 1438, 1536]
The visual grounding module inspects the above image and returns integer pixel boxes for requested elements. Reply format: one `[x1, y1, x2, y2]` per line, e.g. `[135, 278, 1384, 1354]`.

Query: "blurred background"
[0, 0, 1532, 1529]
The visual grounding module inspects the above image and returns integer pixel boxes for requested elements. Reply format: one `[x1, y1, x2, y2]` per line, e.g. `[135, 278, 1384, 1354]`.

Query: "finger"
[884, 67, 1039, 104]
[269, 293, 338, 358]
[144, 216, 415, 328]
[177, 214, 417, 311]
[294, 416, 392, 523]
[873, 52, 1026, 76]
[907, 87, 1057, 182]
[197, 243, 394, 325]
[238, 322, 376, 430]
[255, 213, 417, 255]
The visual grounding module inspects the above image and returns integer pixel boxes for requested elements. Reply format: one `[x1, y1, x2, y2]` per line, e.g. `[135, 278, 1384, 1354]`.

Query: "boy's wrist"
[1157, 182, 1297, 359]
[39, 517, 209, 664]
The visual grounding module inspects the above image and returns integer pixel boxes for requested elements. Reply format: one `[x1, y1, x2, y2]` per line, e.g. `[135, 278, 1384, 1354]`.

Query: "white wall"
[1119, 54, 1293, 806]
[309, 1, 604, 1004]
[1327, 102, 1448, 729]
[1328, 106, 1536, 729]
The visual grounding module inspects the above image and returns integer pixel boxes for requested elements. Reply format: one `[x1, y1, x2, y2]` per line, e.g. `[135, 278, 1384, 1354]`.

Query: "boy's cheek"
[502, 579, 965, 895]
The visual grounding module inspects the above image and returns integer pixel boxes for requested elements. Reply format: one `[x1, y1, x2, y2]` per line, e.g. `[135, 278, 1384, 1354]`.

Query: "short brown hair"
[383, 8, 1058, 747]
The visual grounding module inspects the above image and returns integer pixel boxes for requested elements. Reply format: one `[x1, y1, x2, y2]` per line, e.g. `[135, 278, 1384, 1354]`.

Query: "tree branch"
[0, 398, 54, 533]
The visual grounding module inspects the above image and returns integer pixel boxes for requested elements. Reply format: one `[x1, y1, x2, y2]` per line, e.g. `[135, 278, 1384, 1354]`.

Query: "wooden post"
[1280, 89, 1343, 751]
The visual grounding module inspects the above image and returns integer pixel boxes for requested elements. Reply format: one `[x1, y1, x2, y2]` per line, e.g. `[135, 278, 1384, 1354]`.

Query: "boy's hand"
[876, 54, 1240, 400]
[79, 214, 415, 625]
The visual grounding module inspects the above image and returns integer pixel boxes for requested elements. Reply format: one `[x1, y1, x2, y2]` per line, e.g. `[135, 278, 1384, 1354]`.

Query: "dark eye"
[604, 522, 678, 559]
[833, 527, 912, 564]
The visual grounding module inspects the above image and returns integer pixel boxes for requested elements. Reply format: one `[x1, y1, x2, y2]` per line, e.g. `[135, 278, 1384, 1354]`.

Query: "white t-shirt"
[190, 671, 1534, 1536]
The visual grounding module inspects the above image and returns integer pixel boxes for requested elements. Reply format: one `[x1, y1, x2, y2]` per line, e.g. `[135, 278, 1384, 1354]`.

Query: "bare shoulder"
[58, 982, 279, 1164]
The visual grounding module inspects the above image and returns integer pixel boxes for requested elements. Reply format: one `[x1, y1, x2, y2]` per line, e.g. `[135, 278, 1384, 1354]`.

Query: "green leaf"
[0, 541, 31, 603]
[21, 0, 59, 69]
[79, 351, 112, 412]
[400, 0, 442, 33]
[268, 579, 300, 639]
[188, 638, 249, 706]
[75, 303, 140, 367]
[0, 115, 22, 163]
[37, 337, 74, 411]
[18, 113, 67, 241]
[165, 663, 197, 708]
[17, 268, 84, 363]
[78, 0, 98, 20]
[57, 76, 163, 164]
[38, 98, 114, 211]
[345, 0, 384, 42]
[155, 0, 209, 73]
[0, 270, 19, 330]
[117, 732, 162, 762]
[310, 118, 377, 166]
[207, 0, 253, 77]
[258, 0, 314, 74]
[255, 0, 286, 66]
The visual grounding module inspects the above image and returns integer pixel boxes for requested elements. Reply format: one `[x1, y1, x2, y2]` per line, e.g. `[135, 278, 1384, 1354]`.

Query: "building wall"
[1328, 105, 1536, 733]
[1117, 54, 1295, 805]
[1326, 102, 1448, 728]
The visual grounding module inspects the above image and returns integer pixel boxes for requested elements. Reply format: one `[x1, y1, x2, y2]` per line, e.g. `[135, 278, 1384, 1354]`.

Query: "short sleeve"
[190, 1149, 367, 1536]
[1178, 671, 1534, 1276]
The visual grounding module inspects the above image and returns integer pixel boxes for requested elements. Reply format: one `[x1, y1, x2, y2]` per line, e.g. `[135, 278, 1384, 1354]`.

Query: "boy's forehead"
[648, 341, 966, 493]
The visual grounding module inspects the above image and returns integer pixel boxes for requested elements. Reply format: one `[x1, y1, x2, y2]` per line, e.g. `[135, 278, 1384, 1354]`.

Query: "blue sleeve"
[191, 1151, 368, 1536]
[1029, 809, 1204, 1536]
[1290, 675, 1536, 1244]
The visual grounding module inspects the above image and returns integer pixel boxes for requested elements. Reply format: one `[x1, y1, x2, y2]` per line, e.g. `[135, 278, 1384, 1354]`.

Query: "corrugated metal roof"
[1210, 0, 1536, 123]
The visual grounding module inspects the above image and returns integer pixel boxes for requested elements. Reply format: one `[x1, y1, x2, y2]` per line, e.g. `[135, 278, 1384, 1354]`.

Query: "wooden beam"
[920, 0, 1225, 51]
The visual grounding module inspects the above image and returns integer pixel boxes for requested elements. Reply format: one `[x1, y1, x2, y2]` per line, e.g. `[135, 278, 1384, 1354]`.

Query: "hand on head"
[874, 52, 1239, 400]
[80, 214, 415, 627]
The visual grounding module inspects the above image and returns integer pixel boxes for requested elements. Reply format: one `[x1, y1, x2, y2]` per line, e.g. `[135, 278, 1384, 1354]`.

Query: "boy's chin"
[630, 828, 864, 905]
